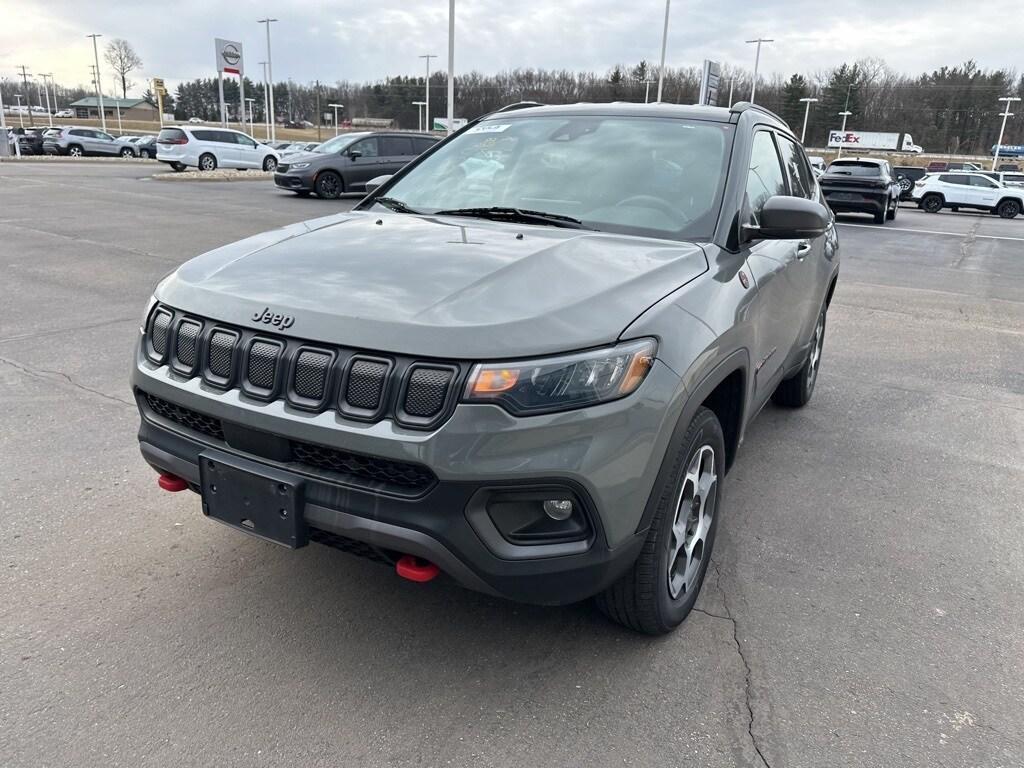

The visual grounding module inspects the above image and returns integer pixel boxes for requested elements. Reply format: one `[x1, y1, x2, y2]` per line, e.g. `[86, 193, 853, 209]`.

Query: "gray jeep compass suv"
[132, 102, 839, 634]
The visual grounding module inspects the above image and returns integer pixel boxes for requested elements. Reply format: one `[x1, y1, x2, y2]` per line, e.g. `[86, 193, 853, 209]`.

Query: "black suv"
[819, 158, 901, 223]
[274, 131, 438, 199]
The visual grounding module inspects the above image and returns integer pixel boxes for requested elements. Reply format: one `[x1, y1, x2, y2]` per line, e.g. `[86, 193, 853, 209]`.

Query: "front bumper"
[132, 339, 679, 604]
[274, 172, 313, 191]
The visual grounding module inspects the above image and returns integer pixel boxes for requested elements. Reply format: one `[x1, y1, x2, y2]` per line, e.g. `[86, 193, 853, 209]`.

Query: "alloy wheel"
[807, 312, 825, 390]
[668, 445, 717, 599]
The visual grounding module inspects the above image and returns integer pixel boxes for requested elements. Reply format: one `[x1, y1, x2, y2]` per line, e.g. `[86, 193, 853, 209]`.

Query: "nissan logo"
[222, 44, 241, 66]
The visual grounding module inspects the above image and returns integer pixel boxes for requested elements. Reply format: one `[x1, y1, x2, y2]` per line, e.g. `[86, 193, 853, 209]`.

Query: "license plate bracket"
[199, 450, 307, 548]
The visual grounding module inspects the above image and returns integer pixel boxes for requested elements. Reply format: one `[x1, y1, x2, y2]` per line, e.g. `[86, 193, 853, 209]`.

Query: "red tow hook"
[157, 473, 189, 492]
[396, 555, 440, 583]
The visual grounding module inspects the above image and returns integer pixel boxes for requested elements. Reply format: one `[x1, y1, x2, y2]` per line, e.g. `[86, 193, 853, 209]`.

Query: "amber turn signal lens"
[619, 350, 654, 395]
[470, 368, 520, 394]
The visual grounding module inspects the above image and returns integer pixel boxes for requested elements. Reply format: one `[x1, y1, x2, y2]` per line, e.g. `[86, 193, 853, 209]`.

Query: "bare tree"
[104, 39, 142, 99]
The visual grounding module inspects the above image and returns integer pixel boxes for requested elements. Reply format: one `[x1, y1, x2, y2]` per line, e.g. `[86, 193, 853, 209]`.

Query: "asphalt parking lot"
[2, 162, 1022, 767]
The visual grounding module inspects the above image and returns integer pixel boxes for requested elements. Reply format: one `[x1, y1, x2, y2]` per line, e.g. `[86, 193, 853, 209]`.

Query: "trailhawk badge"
[251, 307, 295, 330]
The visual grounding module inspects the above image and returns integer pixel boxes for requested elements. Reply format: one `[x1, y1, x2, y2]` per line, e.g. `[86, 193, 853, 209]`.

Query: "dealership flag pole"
[420, 54, 436, 132]
[656, 0, 671, 103]
[258, 19, 278, 141]
[446, 0, 455, 134]
[87, 35, 105, 132]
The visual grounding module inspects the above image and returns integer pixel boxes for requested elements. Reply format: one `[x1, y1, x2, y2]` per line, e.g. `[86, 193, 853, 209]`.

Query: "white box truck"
[828, 130, 923, 153]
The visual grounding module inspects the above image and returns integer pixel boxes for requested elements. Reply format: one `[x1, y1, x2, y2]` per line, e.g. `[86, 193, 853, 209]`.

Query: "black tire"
[120, 147, 134, 159]
[595, 407, 725, 635]
[198, 153, 217, 172]
[886, 198, 897, 221]
[873, 206, 886, 224]
[315, 171, 343, 199]
[950, 206, 959, 212]
[67, 144, 84, 158]
[921, 194, 943, 213]
[997, 199, 1021, 219]
[170, 162, 186, 172]
[295, 191, 311, 198]
[262, 156, 278, 172]
[772, 306, 826, 408]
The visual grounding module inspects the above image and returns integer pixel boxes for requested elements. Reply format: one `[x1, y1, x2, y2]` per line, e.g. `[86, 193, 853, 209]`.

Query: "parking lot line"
[836, 221, 1024, 242]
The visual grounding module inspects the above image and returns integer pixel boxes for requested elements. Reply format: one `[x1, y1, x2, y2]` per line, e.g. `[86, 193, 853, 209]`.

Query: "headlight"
[463, 339, 657, 415]
[140, 294, 158, 331]
[289, 162, 310, 170]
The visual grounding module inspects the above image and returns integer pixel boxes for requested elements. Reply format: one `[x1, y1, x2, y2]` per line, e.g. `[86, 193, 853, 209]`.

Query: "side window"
[381, 136, 414, 156]
[776, 135, 814, 199]
[234, 134, 257, 147]
[69, 129, 88, 137]
[350, 137, 379, 158]
[969, 175, 997, 188]
[192, 130, 215, 142]
[413, 137, 437, 154]
[745, 131, 787, 225]
[96, 132, 113, 141]
[939, 175, 965, 185]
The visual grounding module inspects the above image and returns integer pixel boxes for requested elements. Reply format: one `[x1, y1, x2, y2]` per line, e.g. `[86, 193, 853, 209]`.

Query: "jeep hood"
[157, 212, 708, 359]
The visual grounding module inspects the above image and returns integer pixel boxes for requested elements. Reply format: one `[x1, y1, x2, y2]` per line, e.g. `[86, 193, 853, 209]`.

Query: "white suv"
[914, 172, 1024, 219]
[155, 127, 279, 172]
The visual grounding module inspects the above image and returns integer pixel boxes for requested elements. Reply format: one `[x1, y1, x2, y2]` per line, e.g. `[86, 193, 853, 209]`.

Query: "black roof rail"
[494, 101, 545, 113]
[729, 101, 790, 130]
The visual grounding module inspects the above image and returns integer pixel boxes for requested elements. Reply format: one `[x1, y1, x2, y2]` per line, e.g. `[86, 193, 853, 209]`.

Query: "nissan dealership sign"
[214, 38, 244, 75]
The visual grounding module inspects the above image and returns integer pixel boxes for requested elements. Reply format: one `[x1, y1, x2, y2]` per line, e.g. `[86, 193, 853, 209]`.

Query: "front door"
[233, 133, 261, 169]
[344, 137, 382, 191]
[92, 130, 118, 155]
[966, 174, 1001, 207]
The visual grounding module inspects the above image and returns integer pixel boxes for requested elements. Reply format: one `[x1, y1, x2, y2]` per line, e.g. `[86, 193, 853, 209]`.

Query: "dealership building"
[68, 97, 158, 122]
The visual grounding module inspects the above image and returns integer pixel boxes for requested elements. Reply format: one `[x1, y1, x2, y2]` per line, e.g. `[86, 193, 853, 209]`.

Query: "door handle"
[796, 240, 812, 260]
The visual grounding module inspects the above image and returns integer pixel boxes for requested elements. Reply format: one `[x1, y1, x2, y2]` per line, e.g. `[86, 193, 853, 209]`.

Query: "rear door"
[740, 130, 805, 402]
[343, 137, 382, 190]
[937, 174, 969, 204]
[379, 135, 415, 175]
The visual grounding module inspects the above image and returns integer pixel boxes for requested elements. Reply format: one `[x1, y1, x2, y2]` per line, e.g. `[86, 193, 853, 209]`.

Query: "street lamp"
[992, 96, 1021, 171]
[446, 0, 455, 134]
[87, 33, 106, 132]
[328, 103, 344, 136]
[412, 100, 426, 131]
[656, 0, 672, 103]
[419, 54, 437, 132]
[836, 110, 852, 158]
[42, 73, 54, 127]
[14, 94, 24, 128]
[799, 97, 818, 144]
[745, 38, 773, 103]
[258, 62, 270, 140]
[257, 18, 278, 141]
[245, 97, 256, 128]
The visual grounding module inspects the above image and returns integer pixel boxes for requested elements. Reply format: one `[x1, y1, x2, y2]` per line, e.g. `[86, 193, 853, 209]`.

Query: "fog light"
[543, 499, 574, 521]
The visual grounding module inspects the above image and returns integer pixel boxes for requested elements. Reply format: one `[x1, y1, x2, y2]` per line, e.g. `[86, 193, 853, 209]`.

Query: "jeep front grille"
[140, 391, 436, 495]
[143, 303, 462, 430]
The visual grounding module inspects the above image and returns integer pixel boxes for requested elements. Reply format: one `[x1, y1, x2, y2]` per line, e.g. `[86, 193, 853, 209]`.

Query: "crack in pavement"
[0, 355, 134, 408]
[950, 218, 981, 269]
[697, 560, 772, 768]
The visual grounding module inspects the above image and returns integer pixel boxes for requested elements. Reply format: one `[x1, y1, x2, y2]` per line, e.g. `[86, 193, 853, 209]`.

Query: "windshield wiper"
[375, 197, 422, 214]
[432, 206, 590, 229]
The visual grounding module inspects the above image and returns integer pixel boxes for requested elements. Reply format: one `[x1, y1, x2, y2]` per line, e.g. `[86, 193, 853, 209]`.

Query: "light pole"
[328, 103, 344, 136]
[258, 61, 270, 139]
[245, 97, 256, 130]
[42, 73, 54, 126]
[258, 18, 278, 141]
[799, 97, 818, 144]
[14, 94, 24, 128]
[446, 0, 455, 134]
[87, 33, 106, 131]
[836, 110, 852, 158]
[992, 96, 1021, 171]
[412, 100, 426, 131]
[0, 85, 10, 158]
[656, 0, 672, 103]
[643, 78, 655, 103]
[419, 54, 436, 132]
[745, 38, 773, 103]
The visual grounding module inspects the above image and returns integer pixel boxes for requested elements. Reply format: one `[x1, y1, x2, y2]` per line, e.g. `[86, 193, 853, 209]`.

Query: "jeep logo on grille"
[251, 307, 295, 330]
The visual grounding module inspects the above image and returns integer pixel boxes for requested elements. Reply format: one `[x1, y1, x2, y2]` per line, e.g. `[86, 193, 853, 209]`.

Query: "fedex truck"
[828, 130, 923, 153]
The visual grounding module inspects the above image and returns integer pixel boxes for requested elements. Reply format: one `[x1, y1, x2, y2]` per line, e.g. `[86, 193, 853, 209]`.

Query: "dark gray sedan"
[274, 131, 438, 198]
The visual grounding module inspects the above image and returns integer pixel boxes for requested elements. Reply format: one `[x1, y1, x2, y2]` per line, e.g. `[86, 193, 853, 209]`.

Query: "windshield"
[826, 161, 882, 177]
[315, 132, 370, 154]
[377, 115, 732, 240]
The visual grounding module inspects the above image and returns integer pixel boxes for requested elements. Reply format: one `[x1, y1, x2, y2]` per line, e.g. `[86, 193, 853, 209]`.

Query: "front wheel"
[120, 147, 135, 159]
[595, 407, 724, 635]
[772, 307, 826, 408]
[315, 171, 343, 199]
[262, 156, 278, 172]
[997, 199, 1021, 219]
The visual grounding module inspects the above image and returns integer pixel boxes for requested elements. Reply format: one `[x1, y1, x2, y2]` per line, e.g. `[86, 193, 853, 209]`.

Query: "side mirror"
[365, 175, 393, 195]
[744, 196, 830, 241]
[347, 149, 363, 159]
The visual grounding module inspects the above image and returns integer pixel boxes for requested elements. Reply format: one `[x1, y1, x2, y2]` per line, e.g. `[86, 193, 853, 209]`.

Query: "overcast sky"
[1, 0, 1020, 95]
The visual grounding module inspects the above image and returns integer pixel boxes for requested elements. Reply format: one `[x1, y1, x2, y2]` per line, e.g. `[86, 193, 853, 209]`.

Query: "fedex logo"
[829, 131, 860, 145]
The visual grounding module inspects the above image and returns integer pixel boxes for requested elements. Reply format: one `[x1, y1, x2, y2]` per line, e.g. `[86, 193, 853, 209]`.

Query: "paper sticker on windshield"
[468, 123, 512, 134]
